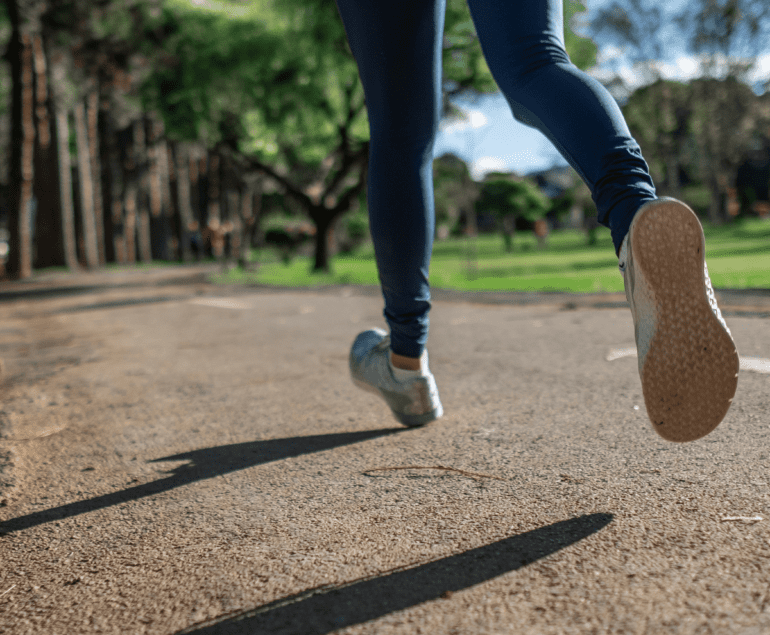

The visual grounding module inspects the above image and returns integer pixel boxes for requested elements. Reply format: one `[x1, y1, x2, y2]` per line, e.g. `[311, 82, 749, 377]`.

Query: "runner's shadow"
[178, 513, 613, 635]
[0, 428, 401, 535]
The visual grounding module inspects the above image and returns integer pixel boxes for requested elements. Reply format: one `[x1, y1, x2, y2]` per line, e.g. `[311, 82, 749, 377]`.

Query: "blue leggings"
[335, 0, 657, 358]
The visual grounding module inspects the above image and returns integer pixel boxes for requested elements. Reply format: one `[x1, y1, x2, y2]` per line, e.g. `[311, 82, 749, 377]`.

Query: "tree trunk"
[123, 181, 138, 264]
[501, 214, 515, 252]
[86, 91, 105, 265]
[55, 107, 78, 270]
[134, 118, 152, 264]
[158, 133, 175, 260]
[166, 141, 180, 261]
[73, 99, 99, 268]
[147, 117, 168, 260]
[249, 180, 264, 250]
[101, 106, 125, 264]
[311, 210, 335, 272]
[207, 151, 223, 260]
[189, 150, 203, 260]
[7, 16, 36, 279]
[173, 142, 194, 262]
[238, 180, 255, 268]
[707, 172, 723, 225]
[226, 188, 240, 265]
[47, 38, 77, 270]
[31, 32, 64, 269]
[121, 124, 137, 264]
[665, 155, 681, 198]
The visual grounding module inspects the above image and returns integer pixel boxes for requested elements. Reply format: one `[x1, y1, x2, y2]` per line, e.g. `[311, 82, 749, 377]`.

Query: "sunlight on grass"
[214, 219, 770, 293]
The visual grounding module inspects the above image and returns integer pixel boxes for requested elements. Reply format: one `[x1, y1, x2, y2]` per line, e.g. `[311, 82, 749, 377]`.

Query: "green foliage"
[623, 76, 769, 201]
[433, 153, 478, 227]
[442, 0, 598, 102]
[549, 189, 577, 220]
[344, 211, 368, 243]
[141, 5, 279, 144]
[142, 0, 599, 191]
[563, 0, 598, 71]
[339, 209, 369, 254]
[136, 0, 603, 272]
[475, 176, 552, 251]
[476, 177, 551, 224]
[442, 0, 497, 97]
[622, 79, 693, 184]
[142, 0, 367, 171]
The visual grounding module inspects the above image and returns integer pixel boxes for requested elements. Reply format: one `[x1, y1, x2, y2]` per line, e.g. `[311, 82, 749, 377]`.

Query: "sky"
[434, 0, 770, 180]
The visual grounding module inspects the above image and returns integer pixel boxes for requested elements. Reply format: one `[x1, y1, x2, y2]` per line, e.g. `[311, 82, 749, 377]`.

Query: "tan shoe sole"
[629, 200, 739, 442]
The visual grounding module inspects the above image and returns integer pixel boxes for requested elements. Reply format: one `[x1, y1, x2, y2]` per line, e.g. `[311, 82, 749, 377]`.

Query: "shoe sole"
[630, 200, 739, 442]
[352, 378, 442, 427]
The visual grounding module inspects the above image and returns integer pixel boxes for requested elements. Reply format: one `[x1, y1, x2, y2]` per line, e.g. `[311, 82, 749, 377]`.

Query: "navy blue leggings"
[335, 0, 657, 358]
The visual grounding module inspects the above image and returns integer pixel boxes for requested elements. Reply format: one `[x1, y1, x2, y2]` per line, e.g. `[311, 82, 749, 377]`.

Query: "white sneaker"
[349, 328, 443, 427]
[618, 198, 739, 442]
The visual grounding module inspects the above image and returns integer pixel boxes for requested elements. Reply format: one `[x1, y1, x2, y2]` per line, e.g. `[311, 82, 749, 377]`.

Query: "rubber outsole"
[352, 378, 440, 427]
[629, 200, 739, 442]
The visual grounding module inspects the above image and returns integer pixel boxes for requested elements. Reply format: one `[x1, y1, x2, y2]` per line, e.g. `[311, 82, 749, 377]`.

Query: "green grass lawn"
[215, 217, 770, 293]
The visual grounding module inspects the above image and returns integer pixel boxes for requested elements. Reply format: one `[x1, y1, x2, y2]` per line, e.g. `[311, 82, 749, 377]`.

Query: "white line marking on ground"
[739, 356, 770, 374]
[189, 298, 250, 310]
[606, 347, 637, 361]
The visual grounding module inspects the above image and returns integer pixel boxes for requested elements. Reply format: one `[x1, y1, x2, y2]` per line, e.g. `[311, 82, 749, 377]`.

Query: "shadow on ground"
[0, 272, 210, 304]
[0, 429, 401, 534]
[177, 513, 613, 635]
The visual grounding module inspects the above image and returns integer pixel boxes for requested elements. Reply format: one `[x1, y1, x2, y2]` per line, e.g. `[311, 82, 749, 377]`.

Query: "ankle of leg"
[390, 351, 428, 379]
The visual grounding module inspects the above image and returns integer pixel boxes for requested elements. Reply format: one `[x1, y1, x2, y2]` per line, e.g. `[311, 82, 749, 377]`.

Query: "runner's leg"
[467, 0, 657, 255]
[335, 0, 445, 359]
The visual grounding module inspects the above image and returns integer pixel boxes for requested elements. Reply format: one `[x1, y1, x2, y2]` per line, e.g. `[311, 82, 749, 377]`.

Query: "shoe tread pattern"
[632, 201, 739, 442]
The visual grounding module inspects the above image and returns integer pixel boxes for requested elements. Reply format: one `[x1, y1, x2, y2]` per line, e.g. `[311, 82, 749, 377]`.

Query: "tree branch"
[332, 149, 368, 216]
[215, 142, 315, 211]
[322, 141, 368, 204]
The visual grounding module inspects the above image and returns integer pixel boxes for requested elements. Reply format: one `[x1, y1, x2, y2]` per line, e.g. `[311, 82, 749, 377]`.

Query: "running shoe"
[349, 328, 443, 427]
[618, 197, 739, 442]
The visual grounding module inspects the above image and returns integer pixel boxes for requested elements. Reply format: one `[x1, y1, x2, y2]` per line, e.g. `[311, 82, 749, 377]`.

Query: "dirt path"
[0, 266, 769, 634]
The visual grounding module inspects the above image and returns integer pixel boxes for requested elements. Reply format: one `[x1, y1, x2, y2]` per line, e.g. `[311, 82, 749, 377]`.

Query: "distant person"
[341, 0, 739, 442]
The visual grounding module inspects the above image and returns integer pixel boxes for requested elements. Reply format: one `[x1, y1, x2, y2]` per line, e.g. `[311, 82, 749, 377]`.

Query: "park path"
[0, 265, 769, 634]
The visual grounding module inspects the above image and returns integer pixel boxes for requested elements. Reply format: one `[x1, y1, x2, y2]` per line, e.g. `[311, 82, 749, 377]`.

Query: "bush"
[338, 211, 369, 254]
[264, 223, 315, 264]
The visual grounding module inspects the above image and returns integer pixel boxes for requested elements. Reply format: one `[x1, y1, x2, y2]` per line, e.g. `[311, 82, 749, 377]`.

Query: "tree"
[139, 1, 368, 272]
[0, 0, 604, 278]
[584, 0, 770, 221]
[475, 175, 551, 251]
[5, 0, 48, 279]
[623, 77, 770, 221]
[142, 0, 601, 273]
[621, 79, 694, 196]
[686, 76, 770, 222]
[433, 153, 478, 238]
[39, 0, 168, 268]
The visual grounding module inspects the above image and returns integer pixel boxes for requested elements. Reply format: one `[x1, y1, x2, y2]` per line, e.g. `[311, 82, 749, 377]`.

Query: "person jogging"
[341, 0, 739, 443]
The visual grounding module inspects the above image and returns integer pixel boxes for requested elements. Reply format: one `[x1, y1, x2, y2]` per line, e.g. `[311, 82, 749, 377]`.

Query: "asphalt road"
[0, 265, 769, 635]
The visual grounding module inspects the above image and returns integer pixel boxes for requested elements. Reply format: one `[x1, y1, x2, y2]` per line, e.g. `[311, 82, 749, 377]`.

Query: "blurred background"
[1, 0, 769, 286]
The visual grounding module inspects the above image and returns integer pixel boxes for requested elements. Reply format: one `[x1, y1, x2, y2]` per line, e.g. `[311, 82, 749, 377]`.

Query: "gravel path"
[0, 266, 769, 634]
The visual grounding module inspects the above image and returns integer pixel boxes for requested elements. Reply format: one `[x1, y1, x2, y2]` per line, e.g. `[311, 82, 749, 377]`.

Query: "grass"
[214, 217, 770, 293]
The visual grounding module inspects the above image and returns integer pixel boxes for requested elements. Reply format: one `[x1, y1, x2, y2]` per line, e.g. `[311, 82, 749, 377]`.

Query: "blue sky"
[434, 0, 770, 179]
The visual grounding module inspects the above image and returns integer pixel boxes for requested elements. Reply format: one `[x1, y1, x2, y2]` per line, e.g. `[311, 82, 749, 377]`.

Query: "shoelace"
[704, 262, 731, 336]
[620, 236, 731, 338]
